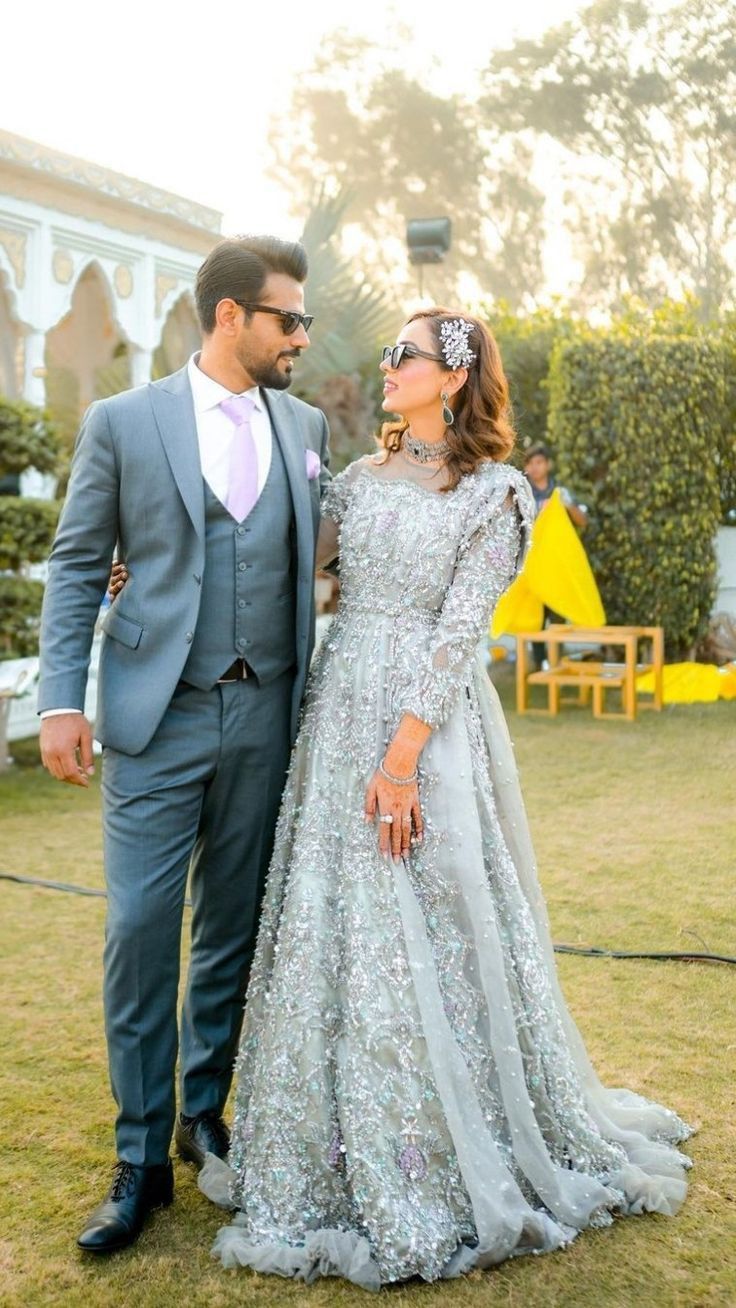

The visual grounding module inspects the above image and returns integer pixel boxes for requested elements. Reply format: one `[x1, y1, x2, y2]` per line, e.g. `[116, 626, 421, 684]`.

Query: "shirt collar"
[187, 353, 262, 414]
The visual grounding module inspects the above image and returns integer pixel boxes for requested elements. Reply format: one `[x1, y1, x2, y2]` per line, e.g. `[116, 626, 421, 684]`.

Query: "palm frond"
[295, 188, 397, 395]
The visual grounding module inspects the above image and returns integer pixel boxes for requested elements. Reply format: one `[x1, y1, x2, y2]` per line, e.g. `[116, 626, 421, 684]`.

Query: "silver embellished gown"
[200, 458, 692, 1291]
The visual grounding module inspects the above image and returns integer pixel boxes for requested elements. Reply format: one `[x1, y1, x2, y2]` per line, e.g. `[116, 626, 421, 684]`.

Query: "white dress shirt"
[42, 356, 273, 719]
[187, 351, 272, 502]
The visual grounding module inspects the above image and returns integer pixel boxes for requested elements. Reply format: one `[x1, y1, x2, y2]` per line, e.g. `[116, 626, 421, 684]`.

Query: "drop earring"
[441, 392, 454, 426]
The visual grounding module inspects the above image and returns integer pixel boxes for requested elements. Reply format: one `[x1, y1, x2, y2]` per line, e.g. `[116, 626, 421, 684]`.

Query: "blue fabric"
[102, 672, 293, 1164]
[181, 447, 295, 690]
[38, 366, 328, 753]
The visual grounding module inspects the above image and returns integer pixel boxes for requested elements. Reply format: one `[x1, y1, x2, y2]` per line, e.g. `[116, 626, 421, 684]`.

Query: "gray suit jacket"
[38, 365, 330, 755]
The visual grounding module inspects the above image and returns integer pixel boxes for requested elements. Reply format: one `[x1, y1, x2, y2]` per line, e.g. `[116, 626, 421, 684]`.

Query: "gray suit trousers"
[101, 671, 292, 1165]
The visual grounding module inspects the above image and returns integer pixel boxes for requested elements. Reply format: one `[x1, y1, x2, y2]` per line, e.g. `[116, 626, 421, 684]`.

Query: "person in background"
[523, 442, 588, 529]
[523, 442, 588, 668]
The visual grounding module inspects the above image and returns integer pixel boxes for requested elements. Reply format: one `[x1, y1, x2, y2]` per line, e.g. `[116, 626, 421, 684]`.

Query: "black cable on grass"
[2, 871, 734, 965]
[553, 943, 736, 966]
[2, 871, 107, 898]
[0, 871, 193, 909]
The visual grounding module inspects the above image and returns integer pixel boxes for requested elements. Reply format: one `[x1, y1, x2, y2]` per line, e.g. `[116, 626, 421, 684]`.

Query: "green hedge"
[0, 397, 59, 658]
[548, 333, 724, 658]
[485, 304, 574, 454]
[720, 321, 736, 525]
[0, 398, 59, 479]
[0, 497, 60, 570]
[0, 576, 45, 658]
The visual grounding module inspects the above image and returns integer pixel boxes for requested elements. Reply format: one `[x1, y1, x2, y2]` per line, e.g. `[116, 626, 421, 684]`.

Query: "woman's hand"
[364, 768, 423, 863]
[364, 714, 431, 862]
[108, 560, 128, 599]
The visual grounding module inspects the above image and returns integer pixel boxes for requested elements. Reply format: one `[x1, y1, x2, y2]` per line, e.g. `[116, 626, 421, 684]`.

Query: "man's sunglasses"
[381, 343, 444, 369]
[234, 301, 314, 336]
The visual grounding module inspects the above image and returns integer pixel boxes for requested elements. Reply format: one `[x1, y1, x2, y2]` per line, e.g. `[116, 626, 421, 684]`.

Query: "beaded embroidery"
[214, 460, 692, 1288]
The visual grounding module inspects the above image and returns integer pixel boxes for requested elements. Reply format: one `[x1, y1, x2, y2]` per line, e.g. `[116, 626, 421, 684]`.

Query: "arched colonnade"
[0, 131, 219, 495]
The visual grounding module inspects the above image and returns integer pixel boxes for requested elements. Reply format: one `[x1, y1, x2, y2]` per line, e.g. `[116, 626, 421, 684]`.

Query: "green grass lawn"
[1, 674, 735, 1307]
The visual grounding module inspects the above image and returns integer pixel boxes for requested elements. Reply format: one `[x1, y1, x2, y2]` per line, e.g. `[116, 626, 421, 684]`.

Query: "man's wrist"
[40, 709, 83, 719]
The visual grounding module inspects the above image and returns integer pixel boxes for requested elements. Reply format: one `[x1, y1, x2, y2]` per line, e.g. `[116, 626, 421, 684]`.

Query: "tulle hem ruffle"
[199, 1136, 693, 1290]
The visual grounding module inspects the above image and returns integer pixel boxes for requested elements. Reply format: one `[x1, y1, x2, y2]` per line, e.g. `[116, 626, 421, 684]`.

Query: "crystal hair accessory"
[439, 318, 476, 370]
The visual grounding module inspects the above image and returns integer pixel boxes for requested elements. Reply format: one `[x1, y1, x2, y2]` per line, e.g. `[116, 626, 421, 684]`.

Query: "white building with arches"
[0, 130, 223, 743]
[0, 128, 220, 497]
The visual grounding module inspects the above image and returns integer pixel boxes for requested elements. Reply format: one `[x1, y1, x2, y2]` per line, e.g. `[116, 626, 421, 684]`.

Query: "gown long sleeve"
[399, 474, 532, 728]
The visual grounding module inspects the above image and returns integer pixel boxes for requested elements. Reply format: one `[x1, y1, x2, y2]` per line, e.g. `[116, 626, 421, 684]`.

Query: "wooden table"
[515, 624, 664, 721]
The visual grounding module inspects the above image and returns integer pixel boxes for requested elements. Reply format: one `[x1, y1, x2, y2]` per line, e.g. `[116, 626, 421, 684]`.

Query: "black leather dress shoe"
[175, 1111, 230, 1169]
[77, 1160, 173, 1253]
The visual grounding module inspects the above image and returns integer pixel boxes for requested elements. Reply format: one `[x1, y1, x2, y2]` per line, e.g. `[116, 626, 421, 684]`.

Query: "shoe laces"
[110, 1161, 138, 1201]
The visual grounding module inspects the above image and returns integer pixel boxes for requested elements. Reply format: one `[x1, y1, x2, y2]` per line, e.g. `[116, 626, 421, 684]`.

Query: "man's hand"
[40, 714, 95, 787]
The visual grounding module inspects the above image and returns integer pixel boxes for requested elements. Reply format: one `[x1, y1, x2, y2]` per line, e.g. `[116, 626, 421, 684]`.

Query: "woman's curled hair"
[378, 307, 515, 492]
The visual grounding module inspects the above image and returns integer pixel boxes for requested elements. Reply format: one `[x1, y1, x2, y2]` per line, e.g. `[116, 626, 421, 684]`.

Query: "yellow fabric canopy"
[492, 488, 606, 637]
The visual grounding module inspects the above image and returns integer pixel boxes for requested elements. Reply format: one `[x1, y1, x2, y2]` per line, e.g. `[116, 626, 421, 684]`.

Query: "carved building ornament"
[114, 264, 134, 298]
[155, 273, 179, 316]
[0, 228, 27, 287]
[52, 248, 75, 284]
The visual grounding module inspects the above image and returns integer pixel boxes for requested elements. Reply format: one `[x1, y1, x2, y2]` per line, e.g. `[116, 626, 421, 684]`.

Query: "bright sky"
[4, 0, 586, 237]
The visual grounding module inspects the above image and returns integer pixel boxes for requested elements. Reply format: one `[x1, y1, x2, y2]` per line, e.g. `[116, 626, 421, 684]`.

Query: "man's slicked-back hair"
[195, 235, 308, 335]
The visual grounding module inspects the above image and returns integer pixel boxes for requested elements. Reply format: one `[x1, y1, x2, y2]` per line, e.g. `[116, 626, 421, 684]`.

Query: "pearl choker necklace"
[402, 431, 451, 464]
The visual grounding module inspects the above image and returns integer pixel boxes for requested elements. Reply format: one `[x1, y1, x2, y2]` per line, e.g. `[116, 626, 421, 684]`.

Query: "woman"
[198, 308, 692, 1289]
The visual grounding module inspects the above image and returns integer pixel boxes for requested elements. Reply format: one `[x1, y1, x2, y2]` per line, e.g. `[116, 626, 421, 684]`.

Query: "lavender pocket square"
[305, 449, 321, 481]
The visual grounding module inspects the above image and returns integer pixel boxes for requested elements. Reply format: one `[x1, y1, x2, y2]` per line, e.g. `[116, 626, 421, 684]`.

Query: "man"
[523, 442, 588, 530]
[523, 443, 588, 668]
[38, 235, 330, 1253]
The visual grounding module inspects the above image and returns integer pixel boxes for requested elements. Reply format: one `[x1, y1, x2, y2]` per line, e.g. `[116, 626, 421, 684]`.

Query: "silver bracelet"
[379, 758, 418, 786]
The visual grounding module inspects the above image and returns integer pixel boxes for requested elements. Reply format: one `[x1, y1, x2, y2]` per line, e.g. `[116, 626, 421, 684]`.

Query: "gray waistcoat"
[181, 438, 296, 690]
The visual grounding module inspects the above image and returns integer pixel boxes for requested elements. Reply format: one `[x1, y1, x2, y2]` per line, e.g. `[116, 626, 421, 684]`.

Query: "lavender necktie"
[220, 394, 259, 522]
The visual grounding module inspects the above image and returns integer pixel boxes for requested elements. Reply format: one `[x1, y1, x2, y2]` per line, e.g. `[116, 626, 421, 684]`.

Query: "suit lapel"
[148, 366, 204, 538]
[147, 372, 314, 556]
[262, 389, 312, 562]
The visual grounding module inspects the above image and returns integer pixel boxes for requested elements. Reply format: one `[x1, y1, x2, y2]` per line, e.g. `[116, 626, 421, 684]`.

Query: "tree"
[292, 189, 397, 470]
[268, 33, 546, 308]
[481, 0, 736, 316]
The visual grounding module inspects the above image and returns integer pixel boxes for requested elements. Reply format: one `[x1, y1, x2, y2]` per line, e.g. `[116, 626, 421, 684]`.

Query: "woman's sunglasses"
[235, 301, 314, 336]
[381, 343, 445, 369]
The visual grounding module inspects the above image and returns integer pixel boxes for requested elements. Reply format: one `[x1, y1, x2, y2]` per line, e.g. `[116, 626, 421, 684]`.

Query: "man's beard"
[239, 344, 301, 390]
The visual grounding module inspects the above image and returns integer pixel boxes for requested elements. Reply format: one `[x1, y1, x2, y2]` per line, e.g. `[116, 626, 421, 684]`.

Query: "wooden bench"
[525, 663, 631, 719]
[515, 625, 664, 721]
